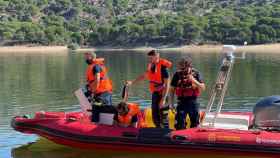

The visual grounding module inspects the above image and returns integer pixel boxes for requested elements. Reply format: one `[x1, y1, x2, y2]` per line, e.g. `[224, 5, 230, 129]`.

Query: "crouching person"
[114, 102, 144, 128]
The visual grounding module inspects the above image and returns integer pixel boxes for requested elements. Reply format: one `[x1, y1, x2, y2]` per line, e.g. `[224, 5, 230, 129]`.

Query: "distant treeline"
[1, 0, 280, 47]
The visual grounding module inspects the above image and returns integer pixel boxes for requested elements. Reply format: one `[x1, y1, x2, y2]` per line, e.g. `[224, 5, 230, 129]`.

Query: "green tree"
[253, 24, 276, 44]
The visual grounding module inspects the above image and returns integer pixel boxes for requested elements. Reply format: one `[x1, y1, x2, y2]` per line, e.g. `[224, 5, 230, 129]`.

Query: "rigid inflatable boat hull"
[11, 111, 280, 157]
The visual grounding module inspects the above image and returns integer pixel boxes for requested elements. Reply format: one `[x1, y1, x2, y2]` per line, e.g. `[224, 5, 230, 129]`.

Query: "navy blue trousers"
[152, 92, 163, 128]
[175, 99, 199, 130]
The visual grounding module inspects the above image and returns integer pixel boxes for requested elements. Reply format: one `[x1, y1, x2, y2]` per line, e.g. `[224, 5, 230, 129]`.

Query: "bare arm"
[191, 76, 206, 92]
[159, 77, 170, 107]
[128, 72, 147, 85]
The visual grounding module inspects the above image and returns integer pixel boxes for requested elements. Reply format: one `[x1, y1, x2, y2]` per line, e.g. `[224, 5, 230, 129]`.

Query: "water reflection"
[11, 138, 273, 158]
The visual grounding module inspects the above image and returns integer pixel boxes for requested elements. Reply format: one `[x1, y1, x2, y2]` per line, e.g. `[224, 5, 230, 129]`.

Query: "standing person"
[84, 52, 113, 106]
[169, 57, 205, 130]
[126, 50, 172, 128]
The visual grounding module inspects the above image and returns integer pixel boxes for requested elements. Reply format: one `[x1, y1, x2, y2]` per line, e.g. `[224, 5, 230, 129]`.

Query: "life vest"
[86, 58, 112, 94]
[147, 58, 172, 93]
[118, 103, 144, 127]
[175, 69, 200, 97]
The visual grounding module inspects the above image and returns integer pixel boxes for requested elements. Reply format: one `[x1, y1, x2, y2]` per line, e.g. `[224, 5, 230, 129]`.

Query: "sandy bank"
[162, 43, 280, 53]
[77, 43, 280, 54]
[236, 44, 280, 54]
[1, 44, 280, 54]
[77, 47, 153, 52]
[0, 46, 68, 53]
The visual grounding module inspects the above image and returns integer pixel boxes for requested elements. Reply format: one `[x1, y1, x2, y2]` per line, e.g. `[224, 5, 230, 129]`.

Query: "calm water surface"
[1, 51, 280, 158]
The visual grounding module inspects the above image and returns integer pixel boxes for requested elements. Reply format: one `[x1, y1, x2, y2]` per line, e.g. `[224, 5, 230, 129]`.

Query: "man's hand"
[187, 74, 195, 82]
[159, 98, 166, 109]
[188, 74, 206, 91]
[126, 80, 132, 86]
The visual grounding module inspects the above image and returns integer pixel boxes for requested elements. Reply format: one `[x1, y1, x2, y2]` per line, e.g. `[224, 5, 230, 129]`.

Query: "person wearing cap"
[126, 50, 172, 128]
[169, 57, 205, 129]
[84, 52, 113, 106]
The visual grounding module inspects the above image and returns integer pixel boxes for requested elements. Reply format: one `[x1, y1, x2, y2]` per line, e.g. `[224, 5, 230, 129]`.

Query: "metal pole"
[201, 45, 236, 127]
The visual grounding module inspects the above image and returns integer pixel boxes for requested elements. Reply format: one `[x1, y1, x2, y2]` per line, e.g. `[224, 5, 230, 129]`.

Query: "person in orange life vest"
[169, 57, 205, 130]
[114, 102, 142, 128]
[126, 50, 172, 128]
[84, 52, 113, 106]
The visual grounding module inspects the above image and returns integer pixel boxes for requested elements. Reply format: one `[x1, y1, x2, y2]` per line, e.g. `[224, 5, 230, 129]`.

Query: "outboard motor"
[253, 96, 280, 130]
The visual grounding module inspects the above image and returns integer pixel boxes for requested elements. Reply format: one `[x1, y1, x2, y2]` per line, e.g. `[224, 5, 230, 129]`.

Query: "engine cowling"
[253, 96, 280, 129]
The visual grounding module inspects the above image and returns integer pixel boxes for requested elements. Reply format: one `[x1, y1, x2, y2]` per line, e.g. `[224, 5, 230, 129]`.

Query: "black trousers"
[152, 92, 163, 128]
[84, 85, 112, 106]
[175, 99, 199, 130]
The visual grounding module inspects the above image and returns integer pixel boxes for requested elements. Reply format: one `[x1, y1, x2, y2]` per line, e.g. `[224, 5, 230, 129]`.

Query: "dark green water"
[1, 51, 280, 158]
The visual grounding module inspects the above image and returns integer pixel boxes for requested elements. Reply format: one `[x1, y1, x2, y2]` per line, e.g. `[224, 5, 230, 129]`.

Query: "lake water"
[1, 51, 280, 158]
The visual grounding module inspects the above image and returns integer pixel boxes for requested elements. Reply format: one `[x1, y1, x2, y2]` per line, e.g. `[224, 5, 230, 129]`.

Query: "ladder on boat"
[202, 45, 238, 128]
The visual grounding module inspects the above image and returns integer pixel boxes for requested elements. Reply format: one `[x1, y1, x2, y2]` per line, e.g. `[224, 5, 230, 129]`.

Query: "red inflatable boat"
[11, 46, 280, 157]
[10, 107, 280, 156]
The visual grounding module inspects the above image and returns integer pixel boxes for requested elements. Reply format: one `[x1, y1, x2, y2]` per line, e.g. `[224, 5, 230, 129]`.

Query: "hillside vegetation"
[1, 0, 280, 47]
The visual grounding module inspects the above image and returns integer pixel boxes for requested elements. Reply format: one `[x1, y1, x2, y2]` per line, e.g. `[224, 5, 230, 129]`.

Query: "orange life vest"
[118, 103, 144, 127]
[147, 58, 172, 93]
[86, 58, 112, 94]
